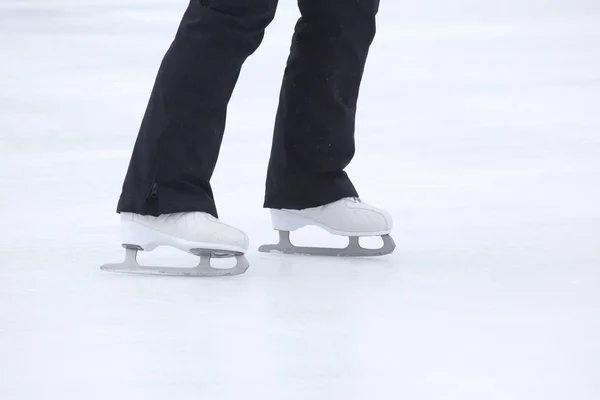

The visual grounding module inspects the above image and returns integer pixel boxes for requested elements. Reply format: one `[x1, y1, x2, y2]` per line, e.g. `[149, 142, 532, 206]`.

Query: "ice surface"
[1, 1, 600, 399]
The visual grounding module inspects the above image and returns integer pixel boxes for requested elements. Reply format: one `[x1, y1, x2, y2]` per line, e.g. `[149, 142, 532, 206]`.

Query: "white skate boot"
[101, 212, 250, 276]
[258, 197, 395, 257]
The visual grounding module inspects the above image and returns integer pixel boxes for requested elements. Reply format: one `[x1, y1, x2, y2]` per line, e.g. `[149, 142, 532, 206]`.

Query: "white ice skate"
[258, 197, 395, 257]
[101, 212, 250, 276]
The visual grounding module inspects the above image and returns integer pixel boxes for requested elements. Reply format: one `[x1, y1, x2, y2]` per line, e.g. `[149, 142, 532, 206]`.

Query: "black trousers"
[117, 0, 380, 218]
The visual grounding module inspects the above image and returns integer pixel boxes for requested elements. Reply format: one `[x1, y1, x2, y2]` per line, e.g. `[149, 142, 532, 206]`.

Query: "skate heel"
[121, 219, 164, 251]
[270, 209, 311, 232]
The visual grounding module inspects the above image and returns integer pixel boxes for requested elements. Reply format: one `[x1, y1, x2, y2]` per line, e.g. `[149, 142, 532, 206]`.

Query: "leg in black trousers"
[117, 0, 379, 218]
[117, 0, 279, 218]
[264, 0, 380, 210]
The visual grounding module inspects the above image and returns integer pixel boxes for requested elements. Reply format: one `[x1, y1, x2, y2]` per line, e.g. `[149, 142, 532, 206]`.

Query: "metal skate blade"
[101, 247, 249, 277]
[258, 231, 396, 257]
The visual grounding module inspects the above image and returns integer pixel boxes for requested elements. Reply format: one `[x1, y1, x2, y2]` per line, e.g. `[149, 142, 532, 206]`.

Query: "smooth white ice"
[1, 1, 599, 399]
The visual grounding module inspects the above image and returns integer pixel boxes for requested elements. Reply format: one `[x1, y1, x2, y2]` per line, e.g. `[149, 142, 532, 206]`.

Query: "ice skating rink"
[1, 1, 599, 399]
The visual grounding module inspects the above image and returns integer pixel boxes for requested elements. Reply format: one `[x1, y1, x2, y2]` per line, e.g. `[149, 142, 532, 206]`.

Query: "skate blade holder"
[101, 244, 250, 277]
[258, 231, 396, 257]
